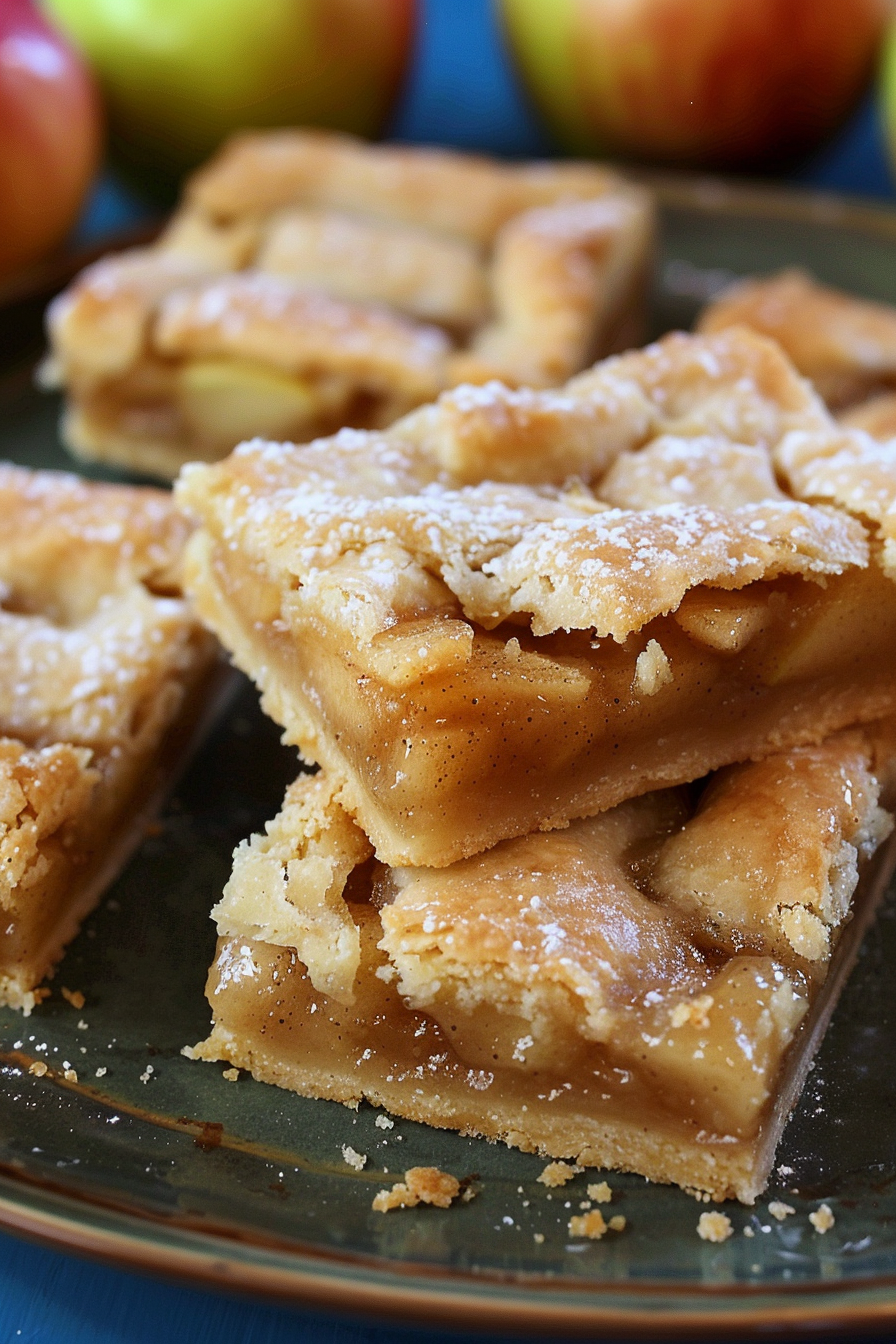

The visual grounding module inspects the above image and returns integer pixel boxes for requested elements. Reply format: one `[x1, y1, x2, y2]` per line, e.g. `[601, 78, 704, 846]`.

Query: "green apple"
[43, 0, 415, 193]
[500, 0, 886, 170]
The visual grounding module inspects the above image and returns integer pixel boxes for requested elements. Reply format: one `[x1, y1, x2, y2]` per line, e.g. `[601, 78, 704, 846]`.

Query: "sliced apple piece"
[177, 358, 349, 447]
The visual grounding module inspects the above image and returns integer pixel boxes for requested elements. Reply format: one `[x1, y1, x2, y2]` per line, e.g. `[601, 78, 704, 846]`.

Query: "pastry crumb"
[375, 1114, 394, 1130]
[608, 1215, 626, 1232]
[372, 1166, 460, 1212]
[180, 1044, 197, 1059]
[61, 987, 85, 1010]
[342, 1144, 367, 1171]
[568, 1210, 607, 1239]
[809, 1203, 835, 1233]
[222, 1067, 239, 1082]
[670, 994, 714, 1030]
[538, 1161, 575, 1188]
[28, 1061, 48, 1077]
[586, 1181, 612, 1203]
[533, 1232, 545, 1244]
[95, 1067, 107, 1078]
[633, 639, 673, 696]
[768, 1200, 795, 1221]
[63, 1068, 78, 1083]
[743, 1226, 755, 1238]
[697, 1211, 733, 1243]
[77, 1020, 88, 1031]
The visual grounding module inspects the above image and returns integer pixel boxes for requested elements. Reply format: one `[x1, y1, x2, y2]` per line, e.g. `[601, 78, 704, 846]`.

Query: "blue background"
[7, 0, 896, 1338]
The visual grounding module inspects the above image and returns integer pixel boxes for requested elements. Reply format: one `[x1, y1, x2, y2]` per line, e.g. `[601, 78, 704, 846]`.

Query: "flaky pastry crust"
[0, 464, 217, 1009]
[46, 130, 653, 479]
[176, 328, 896, 865]
[698, 269, 896, 410]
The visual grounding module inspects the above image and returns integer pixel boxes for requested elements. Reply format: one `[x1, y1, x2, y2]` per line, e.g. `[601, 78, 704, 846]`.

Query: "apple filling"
[193, 725, 896, 1202]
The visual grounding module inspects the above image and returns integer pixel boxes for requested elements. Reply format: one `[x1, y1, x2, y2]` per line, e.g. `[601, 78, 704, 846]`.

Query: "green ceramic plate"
[3, 177, 896, 1337]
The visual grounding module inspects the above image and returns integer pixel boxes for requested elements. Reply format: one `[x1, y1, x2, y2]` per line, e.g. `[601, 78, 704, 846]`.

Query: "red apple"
[500, 0, 887, 171]
[0, 0, 101, 278]
[44, 0, 416, 190]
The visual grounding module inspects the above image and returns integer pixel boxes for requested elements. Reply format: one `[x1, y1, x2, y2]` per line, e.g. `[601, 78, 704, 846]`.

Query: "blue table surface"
[8, 1, 896, 1340]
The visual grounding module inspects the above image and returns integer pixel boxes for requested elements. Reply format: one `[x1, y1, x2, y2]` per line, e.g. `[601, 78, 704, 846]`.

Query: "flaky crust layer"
[0, 465, 218, 1008]
[46, 130, 653, 478]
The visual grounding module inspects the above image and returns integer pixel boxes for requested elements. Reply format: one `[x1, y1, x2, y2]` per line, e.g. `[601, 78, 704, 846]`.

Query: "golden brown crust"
[256, 207, 490, 330]
[698, 269, 896, 409]
[838, 390, 896, 439]
[177, 327, 896, 867]
[212, 773, 372, 1005]
[154, 273, 451, 405]
[774, 426, 896, 578]
[177, 329, 863, 645]
[448, 191, 652, 387]
[0, 462, 192, 619]
[47, 249, 221, 382]
[47, 130, 653, 479]
[0, 466, 217, 1009]
[185, 128, 620, 242]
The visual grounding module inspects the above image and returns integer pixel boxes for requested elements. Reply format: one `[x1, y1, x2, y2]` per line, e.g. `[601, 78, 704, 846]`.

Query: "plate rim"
[8, 1170, 896, 1338]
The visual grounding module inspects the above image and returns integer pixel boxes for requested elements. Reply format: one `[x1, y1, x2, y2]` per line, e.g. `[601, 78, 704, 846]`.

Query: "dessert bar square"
[44, 130, 653, 479]
[0, 465, 218, 1010]
[176, 327, 896, 867]
[192, 723, 896, 1203]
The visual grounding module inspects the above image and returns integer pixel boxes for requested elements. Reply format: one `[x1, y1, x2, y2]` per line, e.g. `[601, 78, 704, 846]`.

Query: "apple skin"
[43, 0, 415, 190]
[880, 18, 896, 177]
[0, 0, 101, 277]
[500, 0, 887, 170]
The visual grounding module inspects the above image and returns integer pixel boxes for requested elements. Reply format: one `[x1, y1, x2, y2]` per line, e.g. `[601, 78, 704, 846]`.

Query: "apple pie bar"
[43, 130, 653, 479]
[0, 465, 218, 1011]
[176, 326, 896, 867]
[192, 722, 896, 1203]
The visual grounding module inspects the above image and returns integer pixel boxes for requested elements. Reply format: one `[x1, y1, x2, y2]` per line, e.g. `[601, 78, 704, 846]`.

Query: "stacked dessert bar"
[43, 130, 652, 479]
[176, 322, 896, 1203]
